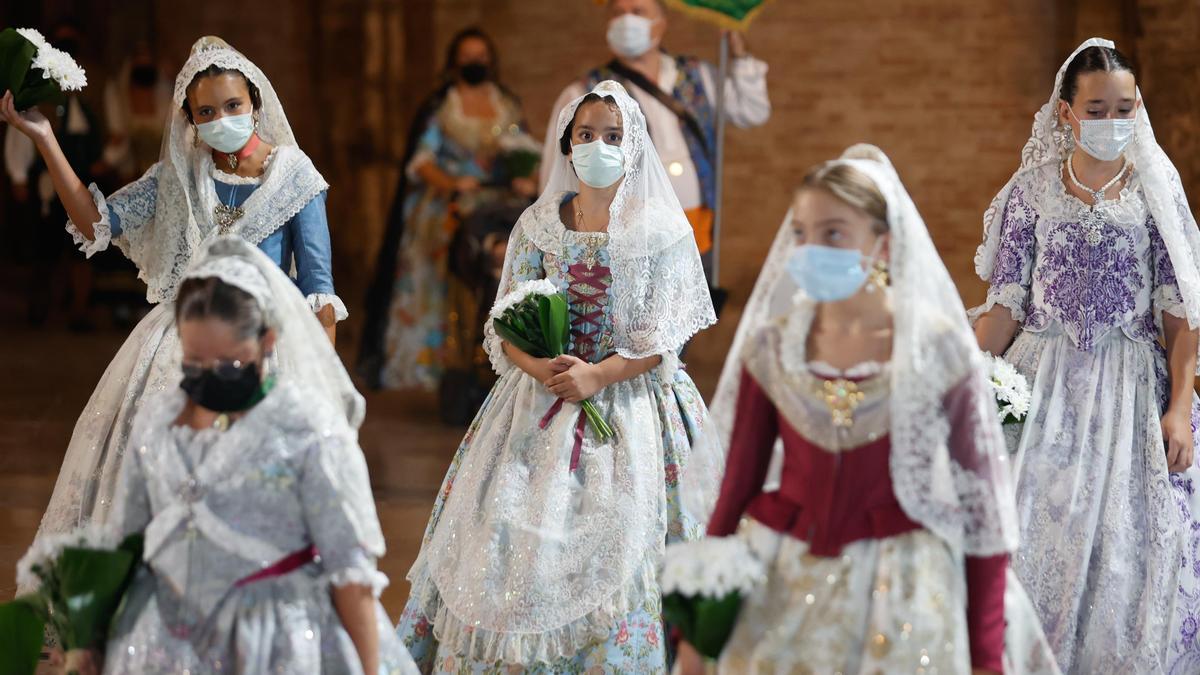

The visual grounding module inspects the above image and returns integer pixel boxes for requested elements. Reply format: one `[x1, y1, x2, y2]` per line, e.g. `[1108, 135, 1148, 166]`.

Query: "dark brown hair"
[180, 65, 263, 123]
[175, 277, 267, 341]
[1059, 46, 1135, 104]
[558, 93, 620, 155]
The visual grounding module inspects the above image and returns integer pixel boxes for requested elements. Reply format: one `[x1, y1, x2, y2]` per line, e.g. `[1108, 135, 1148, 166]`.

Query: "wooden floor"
[0, 294, 729, 617]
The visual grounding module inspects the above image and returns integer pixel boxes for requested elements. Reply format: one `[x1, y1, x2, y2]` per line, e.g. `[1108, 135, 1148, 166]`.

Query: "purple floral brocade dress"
[981, 163, 1200, 673]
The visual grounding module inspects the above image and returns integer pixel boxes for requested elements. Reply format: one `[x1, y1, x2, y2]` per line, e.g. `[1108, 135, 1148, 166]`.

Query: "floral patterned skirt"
[1004, 325, 1200, 673]
[395, 365, 712, 673]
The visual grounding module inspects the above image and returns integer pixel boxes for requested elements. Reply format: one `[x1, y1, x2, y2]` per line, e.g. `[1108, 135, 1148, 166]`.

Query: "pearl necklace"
[1065, 152, 1128, 246]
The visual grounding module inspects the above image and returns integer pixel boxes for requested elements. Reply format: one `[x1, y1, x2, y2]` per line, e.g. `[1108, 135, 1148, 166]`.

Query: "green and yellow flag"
[663, 0, 774, 30]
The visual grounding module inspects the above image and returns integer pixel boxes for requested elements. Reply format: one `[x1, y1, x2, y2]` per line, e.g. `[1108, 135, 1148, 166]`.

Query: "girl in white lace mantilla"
[0, 36, 348, 554]
[395, 81, 724, 672]
[54, 236, 413, 674]
[700, 145, 1058, 675]
[972, 39, 1200, 673]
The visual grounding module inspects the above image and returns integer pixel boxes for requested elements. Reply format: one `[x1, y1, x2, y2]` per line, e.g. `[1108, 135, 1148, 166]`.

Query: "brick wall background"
[5, 0, 1198, 369]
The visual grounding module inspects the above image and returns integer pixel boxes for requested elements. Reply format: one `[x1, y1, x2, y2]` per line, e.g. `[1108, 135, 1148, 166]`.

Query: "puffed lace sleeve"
[975, 183, 1037, 322]
[483, 220, 545, 375]
[1149, 214, 1187, 321]
[300, 430, 389, 596]
[66, 163, 160, 260]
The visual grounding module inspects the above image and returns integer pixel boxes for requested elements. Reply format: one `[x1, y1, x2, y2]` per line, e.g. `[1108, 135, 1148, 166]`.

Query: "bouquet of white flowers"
[661, 536, 765, 659]
[987, 353, 1031, 424]
[1, 27, 88, 111]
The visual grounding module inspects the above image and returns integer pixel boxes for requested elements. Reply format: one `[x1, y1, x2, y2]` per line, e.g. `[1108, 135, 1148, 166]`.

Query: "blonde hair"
[799, 162, 889, 233]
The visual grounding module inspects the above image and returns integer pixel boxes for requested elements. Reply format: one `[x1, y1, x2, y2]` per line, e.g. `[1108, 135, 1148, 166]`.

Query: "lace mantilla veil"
[709, 144, 1020, 556]
[112, 36, 327, 304]
[973, 37, 1200, 370]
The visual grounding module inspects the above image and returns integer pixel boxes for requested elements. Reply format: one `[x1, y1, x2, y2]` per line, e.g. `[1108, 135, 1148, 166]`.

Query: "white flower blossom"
[489, 278, 560, 319]
[15, 523, 120, 591]
[986, 353, 1031, 423]
[31, 45, 88, 92]
[661, 536, 765, 598]
[15, 28, 49, 50]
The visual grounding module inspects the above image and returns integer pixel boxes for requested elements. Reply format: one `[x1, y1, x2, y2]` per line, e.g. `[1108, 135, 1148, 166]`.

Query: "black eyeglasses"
[181, 359, 254, 381]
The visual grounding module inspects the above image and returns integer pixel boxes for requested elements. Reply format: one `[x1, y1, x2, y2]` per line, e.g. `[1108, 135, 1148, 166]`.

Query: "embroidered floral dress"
[981, 163, 1200, 672]
[102, 382, 417, 674]
[396, 192, 712, 673]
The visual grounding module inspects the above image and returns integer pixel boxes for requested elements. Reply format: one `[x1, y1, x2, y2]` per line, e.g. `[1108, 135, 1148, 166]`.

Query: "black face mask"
[460, 62, 491, 86]
[180, 360, 263, 413]
[131, 64, 157, 88]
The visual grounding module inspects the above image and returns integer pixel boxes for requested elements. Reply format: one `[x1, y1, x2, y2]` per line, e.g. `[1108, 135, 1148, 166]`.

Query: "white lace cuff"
[484, 318, 515, 376]
[967, 284, 1027, 324]
[307, 293, 349, 322]
[65, 183, 114, 259]
[1153, 284, 1187, 321]
[325, 565, 390, 597]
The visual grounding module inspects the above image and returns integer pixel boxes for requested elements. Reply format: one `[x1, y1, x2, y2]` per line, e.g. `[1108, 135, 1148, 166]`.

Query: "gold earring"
[866, 260, 889, 292]
[192, 125, 201, 149]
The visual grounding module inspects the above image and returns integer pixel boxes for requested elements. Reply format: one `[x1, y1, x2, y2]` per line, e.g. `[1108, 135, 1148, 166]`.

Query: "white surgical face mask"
[1068, 106, 1136, 162]
[606, 14, 655, 59]
[196, 112, 255, 154]
[571, 140, 625, 188]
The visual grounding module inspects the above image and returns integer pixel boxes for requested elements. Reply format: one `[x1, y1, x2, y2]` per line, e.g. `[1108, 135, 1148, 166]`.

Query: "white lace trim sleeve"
[307, 293, 349, 322]
[326, 565, 390, 597]
[1154, 283, 1187, 321]
[65, 183, 115, 258]
[968, 283, 1028, 325]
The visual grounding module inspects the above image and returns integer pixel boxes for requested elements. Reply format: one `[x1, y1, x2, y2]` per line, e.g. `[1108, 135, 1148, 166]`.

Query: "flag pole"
[712, 32, 728, 288]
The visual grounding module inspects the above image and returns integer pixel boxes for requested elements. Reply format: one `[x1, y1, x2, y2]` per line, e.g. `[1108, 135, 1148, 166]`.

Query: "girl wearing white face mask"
[0, 37, 345, 572]
[973, 39, 1200, 672]
[396, 81, 722, 673]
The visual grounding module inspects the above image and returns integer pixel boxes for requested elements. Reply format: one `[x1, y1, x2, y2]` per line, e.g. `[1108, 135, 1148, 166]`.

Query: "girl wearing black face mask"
[43, 236, 420, 673]
[359, 27, 541, 415]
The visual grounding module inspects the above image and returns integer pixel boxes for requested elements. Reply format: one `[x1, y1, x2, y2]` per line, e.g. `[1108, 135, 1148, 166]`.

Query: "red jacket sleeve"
[966, 553, 1008, 673]
[706, 368, 779, 537]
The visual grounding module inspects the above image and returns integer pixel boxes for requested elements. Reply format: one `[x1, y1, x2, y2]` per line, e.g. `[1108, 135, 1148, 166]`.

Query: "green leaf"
[0, 599, 44, 675]
[56, 547, 137, 649]
[536, 297, 563, 358]
[494, 319, 546, 357]
[547, 294, 570, 354]
[0, 29, 36, 97]
[13, 78, 61, 111]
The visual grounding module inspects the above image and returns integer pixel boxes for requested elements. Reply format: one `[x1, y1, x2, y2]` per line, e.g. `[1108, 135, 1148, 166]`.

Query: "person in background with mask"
[359, 26, 539, 394]
[4, 20, 102, 329]
[972, 39, 1200, 672]
[102, 41, 172, 182]
[539, 0, 771, 283]
[0, 37, 346, 562]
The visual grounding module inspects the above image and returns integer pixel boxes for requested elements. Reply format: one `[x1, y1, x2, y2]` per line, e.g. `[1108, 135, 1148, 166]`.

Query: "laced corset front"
[545, 231, 616, 363]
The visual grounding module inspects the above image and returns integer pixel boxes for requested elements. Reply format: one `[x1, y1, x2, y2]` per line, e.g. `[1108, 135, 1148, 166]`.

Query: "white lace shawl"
[973, 37, 1200, 369]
